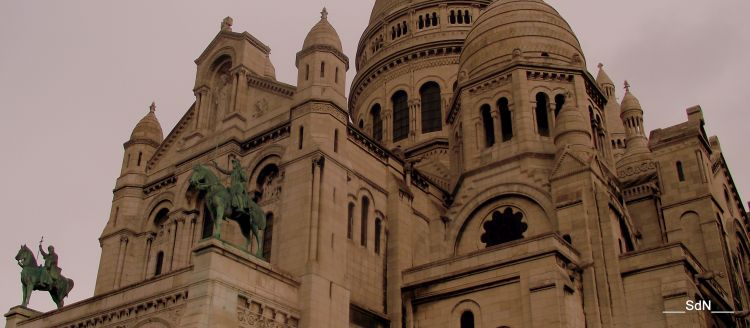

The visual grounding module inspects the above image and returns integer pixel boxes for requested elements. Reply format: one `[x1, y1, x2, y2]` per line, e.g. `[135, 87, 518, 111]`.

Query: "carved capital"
[311, 155, 326, 169]
[120, 235, 129, 244]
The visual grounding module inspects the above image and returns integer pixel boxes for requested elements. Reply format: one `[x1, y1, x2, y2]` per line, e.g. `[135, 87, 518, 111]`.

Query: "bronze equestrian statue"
[14, 244, 74, 309]
[188, 161, 267, 259]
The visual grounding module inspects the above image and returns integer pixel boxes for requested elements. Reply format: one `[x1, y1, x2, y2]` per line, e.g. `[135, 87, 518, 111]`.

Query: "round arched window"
[480, 207, 528, 247]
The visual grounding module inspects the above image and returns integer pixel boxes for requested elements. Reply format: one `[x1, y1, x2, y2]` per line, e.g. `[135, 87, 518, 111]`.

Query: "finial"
[624, 80, 631, 93]
[221, 16, 234, 32]
[149, 101, 156, 113]
[598, 63, 604, 70]
[321, 7, 328, 20]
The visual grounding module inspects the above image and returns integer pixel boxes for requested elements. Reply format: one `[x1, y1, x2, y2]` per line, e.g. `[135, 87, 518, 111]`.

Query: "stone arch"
[415, 75, 448, 93]
[491, 90, 514, 105]
[451, 299, 482, 328]
[248, 153, 283, 202]
[141, 195, 175, 231]
[453, 189, 554, 255]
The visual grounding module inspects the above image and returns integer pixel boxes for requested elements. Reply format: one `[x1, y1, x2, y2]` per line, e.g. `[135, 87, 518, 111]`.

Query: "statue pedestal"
[4, 306, 41, 328]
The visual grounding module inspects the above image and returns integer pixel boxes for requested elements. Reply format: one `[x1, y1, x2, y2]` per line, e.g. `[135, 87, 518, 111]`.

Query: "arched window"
[481, 207, 528, 247]
[347, 202, 355, 240]
[418, 16, 424, 29]
[375, 218, 382, 254]
[154, 208, 169, 226]
[450, 10, 456, 24]
[335, 67, 339, 84]
[403, 22, 408, 34]
[320, 62, 325, 78]
[457, 10, 464, 24]
[431, 12, 438, 26]
[154, 251, 164, 276]
[535, 92, 550, 136]
[481, 104, 495, 147]
[498, 98, 513, 141]
[298, 126, 304, 149]
[676, 161, 685, 182]
[137, 152, 143, 167]
[371, 104, 383, 142]
[425, 14, 431, 27]
[460, 311, 475, 328]
[361, 197, 370, 247]
[554, 94, 565, 117]
[420, 82, 442, 133]
[305, 64, 310, 81]
[263, 213, 274, 261]
[391, 27, 396, 40]
[392, 91, 409, 142]
[464, 10, 471, 24]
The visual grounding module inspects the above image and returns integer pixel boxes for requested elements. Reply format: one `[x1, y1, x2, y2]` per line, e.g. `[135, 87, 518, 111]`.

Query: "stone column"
[409, 99, 420, 141]
[308, 155, 325, 262]
[113, 235, 129, 289]
[172, 217, 186, 270]
[384, 108, 393, 144]
[188, 215, 198, 264]
[142, 233, 156, 280]
[194, 86, 210, 130]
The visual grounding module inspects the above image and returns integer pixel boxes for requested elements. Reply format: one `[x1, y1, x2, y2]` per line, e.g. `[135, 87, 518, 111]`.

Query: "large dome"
[369, 0, 403, 24]
[459, 0, 585, 81]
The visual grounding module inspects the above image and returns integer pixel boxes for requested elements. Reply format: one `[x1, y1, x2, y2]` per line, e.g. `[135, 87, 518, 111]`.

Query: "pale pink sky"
[1, 0, 748, 313]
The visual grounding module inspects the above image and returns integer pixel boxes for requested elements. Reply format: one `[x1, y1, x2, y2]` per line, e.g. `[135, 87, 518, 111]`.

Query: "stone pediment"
[549, 148, 589, 180]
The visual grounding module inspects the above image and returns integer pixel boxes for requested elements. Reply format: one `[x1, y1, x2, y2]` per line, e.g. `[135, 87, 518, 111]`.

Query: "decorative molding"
[241, 123, 292, 151]
[144, 175, 178, 195]
[237, 294, 299, 328]
[584, 77, 607, 110]
[347, 125, 390, 161]
[525, 70, 574, 83]
[466, 73, 512, 95]
[296, 44, 350, 70]
[147, 104, 196, 171]
[247, 74, 295, 98]
[53, 290, 188, 328]
[617, 161, 657, 179]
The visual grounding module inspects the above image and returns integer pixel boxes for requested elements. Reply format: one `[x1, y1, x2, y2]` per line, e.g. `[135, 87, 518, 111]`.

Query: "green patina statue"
[14, 244, 74, 309]
[188, 161, 267, 259]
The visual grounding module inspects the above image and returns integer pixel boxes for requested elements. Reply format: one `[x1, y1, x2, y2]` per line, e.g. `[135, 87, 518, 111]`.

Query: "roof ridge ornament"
[624, 80, 631, 93]
[321, 7, 328, 20]
[221, 16, 233, 32]
[149, 101, 156, 113]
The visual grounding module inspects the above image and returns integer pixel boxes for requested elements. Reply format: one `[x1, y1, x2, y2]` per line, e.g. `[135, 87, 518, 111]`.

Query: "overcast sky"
[1, 0, 749, 313]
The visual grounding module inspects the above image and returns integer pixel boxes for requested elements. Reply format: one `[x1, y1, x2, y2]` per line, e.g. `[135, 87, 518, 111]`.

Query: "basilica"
[6, 0, 750, 327]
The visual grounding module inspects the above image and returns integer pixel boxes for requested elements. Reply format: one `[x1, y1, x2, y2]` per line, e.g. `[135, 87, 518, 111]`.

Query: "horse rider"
[39, 244, 60, 288]
[211, 158, 250, 214]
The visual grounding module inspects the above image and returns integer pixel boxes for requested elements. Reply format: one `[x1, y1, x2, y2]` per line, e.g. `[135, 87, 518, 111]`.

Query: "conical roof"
[302, 8, 343, 52]
[130, 102, 164, 143]
[596, 63, 614, 87]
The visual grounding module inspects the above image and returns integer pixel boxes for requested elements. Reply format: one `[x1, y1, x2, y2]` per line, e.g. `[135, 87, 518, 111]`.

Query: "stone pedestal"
[4, 307, 41, 328]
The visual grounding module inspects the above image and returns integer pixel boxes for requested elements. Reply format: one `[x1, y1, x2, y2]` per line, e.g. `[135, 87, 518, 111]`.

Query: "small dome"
[130, 102, 164, 143]
[621, 82, 642, 111]
[302, 8, 343, 52]
[459, 0, 585, 80]
[554, 96, 590, 142]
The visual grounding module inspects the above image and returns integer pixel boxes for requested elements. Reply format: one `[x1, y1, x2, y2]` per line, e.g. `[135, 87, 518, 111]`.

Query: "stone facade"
[6, 1, 750, 327]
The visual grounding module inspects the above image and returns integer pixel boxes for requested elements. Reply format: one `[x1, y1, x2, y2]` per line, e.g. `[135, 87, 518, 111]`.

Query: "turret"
[619, 81, 653, 166]
[553, 92, 594, 158]
[597, 64, 626, 158]
[97, 102, 163, 295]
[294, 8, 348, 109]
[120, 102, 163, 177]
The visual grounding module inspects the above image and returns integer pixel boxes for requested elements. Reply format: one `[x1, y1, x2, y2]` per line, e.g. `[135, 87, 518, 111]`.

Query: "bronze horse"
[188, 165, 267, 258]
[14, 245, 74, 309]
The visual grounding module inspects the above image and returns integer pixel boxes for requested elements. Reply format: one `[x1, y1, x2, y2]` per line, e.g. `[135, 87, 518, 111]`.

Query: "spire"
[596, 63, 615, 89]
[149, 101, 156, 113]
[624, 80, 631, 93]
[619, 80, 651, 165]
